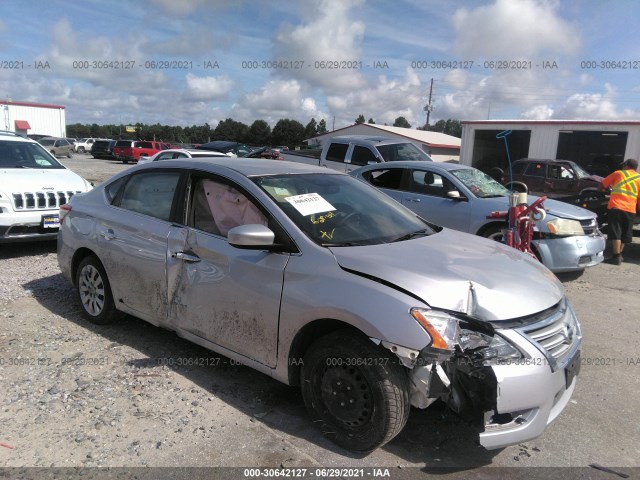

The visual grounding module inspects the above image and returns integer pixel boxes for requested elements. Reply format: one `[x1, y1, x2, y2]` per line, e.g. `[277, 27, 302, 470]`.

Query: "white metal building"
[460, 120, 640, 176]
[306, 123, 461, 162]
[1, 100, 67, 138]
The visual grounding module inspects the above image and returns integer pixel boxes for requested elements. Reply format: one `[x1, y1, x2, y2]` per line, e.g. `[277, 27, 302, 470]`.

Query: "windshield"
[0, 141, 64, 169]
[568, 161, 591, 179]
[450, 168, 510, 198]
[254, 173, 434, 246]
[376, 142, 433, 162]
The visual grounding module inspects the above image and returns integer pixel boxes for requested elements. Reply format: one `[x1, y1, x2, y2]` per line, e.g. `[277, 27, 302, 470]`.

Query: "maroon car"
[503, 158, 603, 197]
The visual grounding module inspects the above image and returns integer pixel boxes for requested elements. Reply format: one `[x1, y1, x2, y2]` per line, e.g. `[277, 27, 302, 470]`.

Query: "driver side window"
[189, 177, 268, 237]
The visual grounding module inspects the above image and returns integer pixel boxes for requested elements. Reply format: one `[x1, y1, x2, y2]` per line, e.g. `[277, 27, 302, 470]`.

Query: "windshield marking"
[285, 193, 336, 216]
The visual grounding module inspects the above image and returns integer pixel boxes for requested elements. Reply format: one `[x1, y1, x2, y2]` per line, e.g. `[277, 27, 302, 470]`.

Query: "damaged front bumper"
[400, 301, 582, 450]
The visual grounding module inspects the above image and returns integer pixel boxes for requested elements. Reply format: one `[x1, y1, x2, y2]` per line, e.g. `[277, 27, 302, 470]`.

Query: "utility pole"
[423, 78, 434, 129]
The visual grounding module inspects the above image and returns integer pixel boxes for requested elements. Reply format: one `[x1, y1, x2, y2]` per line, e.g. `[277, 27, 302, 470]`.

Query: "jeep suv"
[113, 140, 168, 164]
[0, 131, 92, 242]
[319, 135, 433, 172]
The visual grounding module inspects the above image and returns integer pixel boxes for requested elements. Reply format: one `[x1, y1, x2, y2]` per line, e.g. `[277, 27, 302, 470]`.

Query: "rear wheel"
[78, 146, 86, 153]
[75, 256, 120, 325]
[300, 330, 410, 452]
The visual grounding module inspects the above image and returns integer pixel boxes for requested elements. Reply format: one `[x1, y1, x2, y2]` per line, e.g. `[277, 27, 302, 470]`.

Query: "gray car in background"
[57, 158, 581, 452]
[351, 161, 605, 273]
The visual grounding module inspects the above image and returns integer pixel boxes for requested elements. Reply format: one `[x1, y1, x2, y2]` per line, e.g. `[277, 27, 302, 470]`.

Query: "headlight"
[411, 308, 524, 363]
[458, 329, 523, 363]
[546, 218, 584, 236]
[410, 308, 460, 351]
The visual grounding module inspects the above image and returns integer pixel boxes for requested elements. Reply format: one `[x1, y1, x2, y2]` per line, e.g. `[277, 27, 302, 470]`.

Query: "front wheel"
[300, 330, 410, 452]
[78, 147, 86, 153]
[75, 256, 120, 325]
[481, 223, 505, 242]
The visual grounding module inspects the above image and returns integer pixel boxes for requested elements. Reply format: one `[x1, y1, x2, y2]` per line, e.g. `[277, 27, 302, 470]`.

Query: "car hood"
[0, 168, 90, 192]
[329, 229, 563, 322]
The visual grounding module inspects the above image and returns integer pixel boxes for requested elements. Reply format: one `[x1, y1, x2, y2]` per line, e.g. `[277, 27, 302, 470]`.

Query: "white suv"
[0, 131, 93, 242]
[74, 138, 100, 153]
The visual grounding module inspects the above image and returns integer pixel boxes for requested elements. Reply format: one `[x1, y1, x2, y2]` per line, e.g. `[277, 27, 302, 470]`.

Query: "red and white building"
[1, 100, 67, 138]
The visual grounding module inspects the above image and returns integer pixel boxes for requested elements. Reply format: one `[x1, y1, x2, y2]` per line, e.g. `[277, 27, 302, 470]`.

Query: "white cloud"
[273, 0, 367, 91]
[231, 79, 328, 125]
[147, 0, 209, 15]
[184, 74, 234, 101]
[452, 0, 581, 58]
[521, 104, 554, 119]
[325, 68, 426, 127]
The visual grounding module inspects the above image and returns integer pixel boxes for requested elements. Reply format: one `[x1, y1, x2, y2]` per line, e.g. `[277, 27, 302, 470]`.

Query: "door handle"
[406, 197, 421, 202]
[172, 251, 201, 263]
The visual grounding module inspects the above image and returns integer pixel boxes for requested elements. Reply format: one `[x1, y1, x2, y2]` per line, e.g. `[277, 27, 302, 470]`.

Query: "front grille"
[580, 218, 598, 236]
[519, 300, 581, 371]
[12, 191, 79, 210]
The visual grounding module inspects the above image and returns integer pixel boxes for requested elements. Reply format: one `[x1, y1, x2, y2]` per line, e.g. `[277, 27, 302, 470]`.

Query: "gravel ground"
[1, 154, 639, 476]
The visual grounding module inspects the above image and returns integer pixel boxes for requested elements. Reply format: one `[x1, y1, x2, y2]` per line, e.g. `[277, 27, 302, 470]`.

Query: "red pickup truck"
[113, 140, 169, 164]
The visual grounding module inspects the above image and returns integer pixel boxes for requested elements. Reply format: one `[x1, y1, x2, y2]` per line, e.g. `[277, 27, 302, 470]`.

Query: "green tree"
[317, 119, 328, 134]
[367, 118, 375, 124]
[393, 116, 411, 128]
[214, 118, 249, 142]
[304, 118, 318, 139]
[431, 119, 462, 137]
[271, 118, 305, 148]
[355, 114, 366, 124]
[247, 120, 271, 145]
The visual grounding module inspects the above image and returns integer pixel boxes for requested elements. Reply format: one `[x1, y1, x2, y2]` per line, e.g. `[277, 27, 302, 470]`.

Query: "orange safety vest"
[606, 169, 640, 213]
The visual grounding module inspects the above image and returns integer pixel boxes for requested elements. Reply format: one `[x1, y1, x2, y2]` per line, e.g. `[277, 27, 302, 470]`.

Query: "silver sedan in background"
[351, 161, 605, 272]
[57, 158, 581, 452]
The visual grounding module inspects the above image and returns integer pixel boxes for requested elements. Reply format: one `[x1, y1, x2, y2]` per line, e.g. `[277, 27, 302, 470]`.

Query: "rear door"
[97, 170, 182, 324]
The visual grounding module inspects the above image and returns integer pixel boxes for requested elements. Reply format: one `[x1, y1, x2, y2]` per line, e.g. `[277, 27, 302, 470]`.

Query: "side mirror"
[446, 190, 466, 201]
[227, 224, 275, 248]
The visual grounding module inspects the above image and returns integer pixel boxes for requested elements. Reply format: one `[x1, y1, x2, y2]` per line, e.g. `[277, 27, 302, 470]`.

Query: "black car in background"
[91, 139, 115, 160]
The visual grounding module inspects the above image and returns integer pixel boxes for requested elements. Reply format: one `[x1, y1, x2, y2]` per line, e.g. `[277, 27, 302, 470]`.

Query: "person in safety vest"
[600, 158, 640, 265]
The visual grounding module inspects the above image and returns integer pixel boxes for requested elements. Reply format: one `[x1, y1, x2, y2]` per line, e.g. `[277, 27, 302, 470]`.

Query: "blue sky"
[1, 0, 640, 129]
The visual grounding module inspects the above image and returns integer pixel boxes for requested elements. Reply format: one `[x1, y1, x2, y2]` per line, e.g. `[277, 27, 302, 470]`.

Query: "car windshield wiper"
[322, 241, 369, 247]
[390, 229, 431, 243]
[482, 194, 507, 198]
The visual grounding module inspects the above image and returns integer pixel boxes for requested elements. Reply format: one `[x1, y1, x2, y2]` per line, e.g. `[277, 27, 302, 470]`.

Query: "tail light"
[59, 204, 72, 224]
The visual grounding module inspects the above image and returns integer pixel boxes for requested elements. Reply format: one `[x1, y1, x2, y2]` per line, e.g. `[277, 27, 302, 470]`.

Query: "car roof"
[355, 160, 473, 173]
[327, 135, 415, 146]
[514, 158, 571, 164]
[135, 157, 341, 177]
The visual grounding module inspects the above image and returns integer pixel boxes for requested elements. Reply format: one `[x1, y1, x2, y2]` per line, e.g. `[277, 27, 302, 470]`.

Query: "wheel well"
[287, 319, 364, 386]
[476, 221, 505, 237]
[70, 248, 99, 285]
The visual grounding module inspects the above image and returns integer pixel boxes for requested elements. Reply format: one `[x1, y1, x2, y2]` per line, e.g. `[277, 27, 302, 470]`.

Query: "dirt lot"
[1, 154, 639, 478]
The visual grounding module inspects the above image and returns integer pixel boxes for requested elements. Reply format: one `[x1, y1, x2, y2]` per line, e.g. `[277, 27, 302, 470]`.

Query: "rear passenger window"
[524, 163, 546, 177]
[118, 172, 180, 221]
[351, 146, 378, 166]
[325, 143, 349, 162]
[364, 168, 405, 190]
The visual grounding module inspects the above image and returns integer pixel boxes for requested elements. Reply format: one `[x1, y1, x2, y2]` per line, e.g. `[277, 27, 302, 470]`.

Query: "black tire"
[75, 256, 120, 325]
[481, 223, 505, 242]
[300, 330, 410, 452]
[67, 151, 72, 158]
[78, 146, 85, 153]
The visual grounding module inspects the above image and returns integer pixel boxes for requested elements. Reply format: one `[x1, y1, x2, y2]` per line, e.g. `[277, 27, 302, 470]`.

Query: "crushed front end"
[400, 298, 582, 449]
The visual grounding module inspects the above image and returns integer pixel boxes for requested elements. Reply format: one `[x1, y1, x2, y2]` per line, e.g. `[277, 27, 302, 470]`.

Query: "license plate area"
[42, 214, 60, 229]
[565, 350, 581, 388]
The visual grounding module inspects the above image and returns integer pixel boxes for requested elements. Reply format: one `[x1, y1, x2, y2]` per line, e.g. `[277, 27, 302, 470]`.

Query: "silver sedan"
[58, 158, 581, 452]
